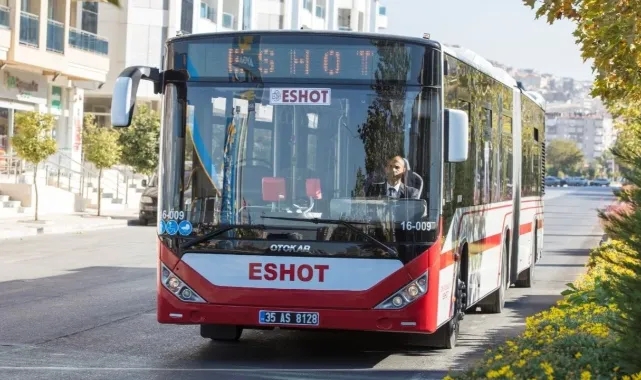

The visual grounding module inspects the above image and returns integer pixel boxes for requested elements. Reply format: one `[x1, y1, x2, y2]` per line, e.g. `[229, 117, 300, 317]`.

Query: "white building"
[545, 103, 616, 163]
[0, 0, 109, 166]
[83, 0, 388, 125]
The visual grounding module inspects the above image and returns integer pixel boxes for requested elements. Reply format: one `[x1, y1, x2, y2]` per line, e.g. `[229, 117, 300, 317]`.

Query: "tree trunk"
[97, 168, 102, 216]
[33, 166, 39, 221]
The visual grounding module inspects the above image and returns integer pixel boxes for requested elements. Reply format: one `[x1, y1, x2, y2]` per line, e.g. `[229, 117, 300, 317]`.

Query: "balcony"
[46, 20, 64, 53]
[19, 11, 39, 47]
[69, 28, 108, 55]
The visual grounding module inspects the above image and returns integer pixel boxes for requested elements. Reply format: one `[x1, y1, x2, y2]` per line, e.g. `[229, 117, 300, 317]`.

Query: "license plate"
[259, 310, 319, 326]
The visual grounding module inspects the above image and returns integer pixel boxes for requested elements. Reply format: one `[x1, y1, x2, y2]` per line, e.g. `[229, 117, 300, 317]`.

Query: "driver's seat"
[403, 158, 423, 198]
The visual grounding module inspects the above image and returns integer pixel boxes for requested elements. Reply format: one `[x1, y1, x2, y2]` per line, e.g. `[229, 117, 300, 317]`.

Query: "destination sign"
[181, 35, 426, 82]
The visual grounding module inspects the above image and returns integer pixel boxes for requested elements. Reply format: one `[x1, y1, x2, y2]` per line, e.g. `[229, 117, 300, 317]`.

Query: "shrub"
[445, 240, 641, 379]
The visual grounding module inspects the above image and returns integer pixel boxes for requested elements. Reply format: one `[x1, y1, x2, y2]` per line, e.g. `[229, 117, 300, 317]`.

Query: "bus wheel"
[480, 240, 508, 314]
[515, 236, 536, 288]
[432, 265, 466, 349]
[200, 324, 243, 342]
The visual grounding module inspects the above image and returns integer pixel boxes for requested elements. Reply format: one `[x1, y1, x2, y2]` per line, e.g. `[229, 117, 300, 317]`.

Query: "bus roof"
[166, 29, 441, 50]
[167, 30, 545, 110]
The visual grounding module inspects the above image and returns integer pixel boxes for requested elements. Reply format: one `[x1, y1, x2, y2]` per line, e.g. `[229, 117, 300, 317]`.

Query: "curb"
[0, 220, 138, 241]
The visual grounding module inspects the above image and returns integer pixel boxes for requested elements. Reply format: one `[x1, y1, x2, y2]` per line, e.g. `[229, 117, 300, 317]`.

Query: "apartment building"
[0, 0, 109, 166]
[545, 104, 616, 162]
[82, 0, 388, 125]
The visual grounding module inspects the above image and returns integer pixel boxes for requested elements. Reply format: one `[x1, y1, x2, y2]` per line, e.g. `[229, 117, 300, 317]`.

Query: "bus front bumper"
[157, 285, 436, 334]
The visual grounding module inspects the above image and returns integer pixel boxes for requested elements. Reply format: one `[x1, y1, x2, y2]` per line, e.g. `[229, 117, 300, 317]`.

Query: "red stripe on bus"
[438, 207, 543, 270]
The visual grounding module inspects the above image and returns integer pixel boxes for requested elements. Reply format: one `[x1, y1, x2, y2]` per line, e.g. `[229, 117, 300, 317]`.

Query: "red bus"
[111, 30, 545, 349]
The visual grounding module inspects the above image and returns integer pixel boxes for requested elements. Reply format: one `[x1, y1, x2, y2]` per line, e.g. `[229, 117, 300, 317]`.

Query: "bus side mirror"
[111, 66, 161, 128]
[445, 109, 469, 163]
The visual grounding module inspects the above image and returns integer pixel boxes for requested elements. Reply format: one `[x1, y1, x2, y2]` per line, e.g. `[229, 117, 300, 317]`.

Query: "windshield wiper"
[260, 216, 398, 257]
[179, 224, 268, 250]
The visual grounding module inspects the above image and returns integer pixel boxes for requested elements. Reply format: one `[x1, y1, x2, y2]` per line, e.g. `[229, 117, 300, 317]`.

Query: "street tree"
[83, 114, 122, 216]
[546, 138, 584, 176]
[118, 104, 160, 176]
[610, 121, 641, 180]
[10, 111, 57, 221]
[521, 0, 641, 113]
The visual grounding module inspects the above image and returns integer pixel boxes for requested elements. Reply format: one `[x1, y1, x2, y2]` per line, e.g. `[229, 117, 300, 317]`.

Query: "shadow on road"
[547, 248, 591, 257]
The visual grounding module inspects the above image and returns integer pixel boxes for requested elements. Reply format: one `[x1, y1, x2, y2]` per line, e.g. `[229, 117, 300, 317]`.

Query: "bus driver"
[366, 156, 420, 199]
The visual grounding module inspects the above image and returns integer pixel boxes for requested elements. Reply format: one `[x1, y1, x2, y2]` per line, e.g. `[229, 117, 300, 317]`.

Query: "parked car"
[590, 178, 611, 186]
[566, 177, 589, 186]
[545, 176, 561, 187]
[138, 167, 193, 226]
[138, 173, 158, 226]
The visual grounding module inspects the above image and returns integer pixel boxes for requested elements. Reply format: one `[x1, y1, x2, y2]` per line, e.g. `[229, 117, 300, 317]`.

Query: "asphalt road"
[0, 186, 615, 380]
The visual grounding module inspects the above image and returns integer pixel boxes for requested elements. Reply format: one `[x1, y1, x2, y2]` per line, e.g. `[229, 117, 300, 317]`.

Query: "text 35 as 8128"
[259, 310, 319, 326]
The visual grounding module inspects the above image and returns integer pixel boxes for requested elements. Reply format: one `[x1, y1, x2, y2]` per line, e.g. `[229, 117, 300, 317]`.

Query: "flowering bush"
[599, 202, 633, 230]
[445, 240, 641, 380]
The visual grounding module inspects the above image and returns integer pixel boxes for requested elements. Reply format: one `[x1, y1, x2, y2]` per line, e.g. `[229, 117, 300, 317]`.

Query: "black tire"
[138, 216, 148, 226]
[200, 324, 243, 342]
[479, 239, 509, 314]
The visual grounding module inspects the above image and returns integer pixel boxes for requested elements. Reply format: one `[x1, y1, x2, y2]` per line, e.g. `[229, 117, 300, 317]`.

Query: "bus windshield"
[158, 35, 442, 249]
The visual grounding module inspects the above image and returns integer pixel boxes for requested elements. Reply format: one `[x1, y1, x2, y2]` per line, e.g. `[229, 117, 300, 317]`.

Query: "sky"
[385, 0, 595, 81]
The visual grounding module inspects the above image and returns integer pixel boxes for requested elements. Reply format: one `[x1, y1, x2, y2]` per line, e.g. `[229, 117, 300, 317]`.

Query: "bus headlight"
[161, 263, 206, 303]
[374, 272, 428, 310]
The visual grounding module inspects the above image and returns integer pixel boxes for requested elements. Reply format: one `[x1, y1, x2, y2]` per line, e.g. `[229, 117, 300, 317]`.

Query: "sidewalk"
[0, 209, 141, 240]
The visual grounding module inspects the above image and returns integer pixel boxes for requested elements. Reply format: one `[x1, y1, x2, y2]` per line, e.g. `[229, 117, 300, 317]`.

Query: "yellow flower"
[575, 352, 582, 359]
[581, 371, 591, 380]
[486, 365, 514, 379]
[540, 362, 554, 380]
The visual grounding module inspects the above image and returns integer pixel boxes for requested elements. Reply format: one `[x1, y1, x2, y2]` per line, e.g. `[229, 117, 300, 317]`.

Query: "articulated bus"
[111, 30, 545, 349]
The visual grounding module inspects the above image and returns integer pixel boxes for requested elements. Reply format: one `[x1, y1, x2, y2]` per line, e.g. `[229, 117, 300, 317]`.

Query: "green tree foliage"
[521, 0, 640, 113]
[610, 121, 641, 180]
[10, 111, 57, 221]
[546, 138, 584, 176]
[354, 40, 410, 194]
[597, 131, 641, 373]
[118, 104, 160, 175]
[83, 114, 122, 216]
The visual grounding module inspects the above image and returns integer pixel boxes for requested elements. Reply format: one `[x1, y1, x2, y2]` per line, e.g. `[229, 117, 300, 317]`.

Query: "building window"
[200, 2, 216, 21]
[81, 1, 98, 34]
[378, 6, 386, 15]
[180, 0, 193, 33]
[222, 12, 233, 28]
[315, 5, 325, 18]
[242, 0, 252, 30]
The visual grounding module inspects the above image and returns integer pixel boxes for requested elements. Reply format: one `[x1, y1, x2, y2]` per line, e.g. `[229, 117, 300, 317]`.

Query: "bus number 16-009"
[400, 221, 434, 231]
